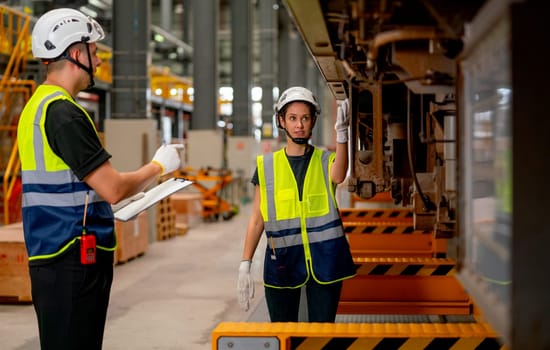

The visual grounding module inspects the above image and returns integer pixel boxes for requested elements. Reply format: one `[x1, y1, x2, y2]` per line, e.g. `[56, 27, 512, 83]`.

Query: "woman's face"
[279, 101, 314, 140]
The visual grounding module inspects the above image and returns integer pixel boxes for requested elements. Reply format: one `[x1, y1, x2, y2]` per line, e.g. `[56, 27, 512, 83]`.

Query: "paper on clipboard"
[114, 177, 193, 222]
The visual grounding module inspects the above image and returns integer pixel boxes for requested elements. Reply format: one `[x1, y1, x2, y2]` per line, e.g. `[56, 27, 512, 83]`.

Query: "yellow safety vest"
[18, 85, 116, 261]
[258, 147, 356, 288]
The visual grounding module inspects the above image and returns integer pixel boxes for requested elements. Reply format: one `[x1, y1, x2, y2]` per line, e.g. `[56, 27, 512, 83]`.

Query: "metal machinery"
[212, 0, 550, 349]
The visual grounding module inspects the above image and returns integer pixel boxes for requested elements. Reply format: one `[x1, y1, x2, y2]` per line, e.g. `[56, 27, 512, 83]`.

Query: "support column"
[276, 7, 291, 143]
[277, 8, 291, 92]
[278, 9, 307, 89]
[182, 0, 192, 76]
[231, 0, 252, 137]
[160, 0, 172, 32]
[112, 0, 151, 119]
[287, 31, 307, 87]
[278, 8, 314, 146]
[259, 0, 277, 139]
[191, 0, 219, 130]
[187, 0, 223, 170]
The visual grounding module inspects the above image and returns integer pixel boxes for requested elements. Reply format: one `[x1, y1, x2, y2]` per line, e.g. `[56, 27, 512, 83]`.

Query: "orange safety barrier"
[340, 208, 447, 258]
[338, 209, 462, 315]
[339, 257, 472, 315]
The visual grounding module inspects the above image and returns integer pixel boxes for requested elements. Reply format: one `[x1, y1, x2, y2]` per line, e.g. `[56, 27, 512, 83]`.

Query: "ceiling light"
[79, 6, 98, 18]
[154, 34, 165, 43]
[89, 0, 109, 10]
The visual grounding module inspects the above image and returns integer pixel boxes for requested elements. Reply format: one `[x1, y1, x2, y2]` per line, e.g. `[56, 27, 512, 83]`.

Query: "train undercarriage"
[213, 0, 550, 349]
[283, 0, 478, 237]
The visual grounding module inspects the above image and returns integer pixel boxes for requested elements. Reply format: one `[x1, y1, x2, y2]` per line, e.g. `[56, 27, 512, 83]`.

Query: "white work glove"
[335, 98, 350, 144]
[237, 260, 254, 311]
[151, 144, 183, 175]
[111, 192, 145, 212]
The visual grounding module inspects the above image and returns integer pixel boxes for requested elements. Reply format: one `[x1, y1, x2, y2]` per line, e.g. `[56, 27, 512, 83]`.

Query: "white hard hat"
[275, 86, 321, 116]
[32, 8, 105, 59]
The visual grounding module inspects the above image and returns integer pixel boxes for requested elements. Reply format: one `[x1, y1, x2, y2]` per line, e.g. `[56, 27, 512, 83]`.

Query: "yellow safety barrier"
[212, 322, 507, 350]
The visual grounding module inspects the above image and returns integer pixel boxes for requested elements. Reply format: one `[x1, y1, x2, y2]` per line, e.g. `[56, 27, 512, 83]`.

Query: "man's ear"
[70, 48, 80, 60]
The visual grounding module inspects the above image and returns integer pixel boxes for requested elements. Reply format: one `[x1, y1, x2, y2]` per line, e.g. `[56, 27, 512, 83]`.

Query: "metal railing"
[1, 5, 34, 224]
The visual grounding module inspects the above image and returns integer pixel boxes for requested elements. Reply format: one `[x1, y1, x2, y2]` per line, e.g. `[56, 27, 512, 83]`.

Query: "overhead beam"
[283, 0, 347, 100]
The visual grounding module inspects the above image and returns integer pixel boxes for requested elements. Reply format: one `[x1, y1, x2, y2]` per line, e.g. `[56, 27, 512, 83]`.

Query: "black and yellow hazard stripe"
[289, 336, 504, 350]
[343, 223, 420, 234]
[353, 257, 456, 276]
[340, 208, 413, 222]
[213, 322, 507, 350]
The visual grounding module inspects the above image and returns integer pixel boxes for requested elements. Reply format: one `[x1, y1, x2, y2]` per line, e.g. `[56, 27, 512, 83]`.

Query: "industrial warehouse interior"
[1, 1, 549, 350]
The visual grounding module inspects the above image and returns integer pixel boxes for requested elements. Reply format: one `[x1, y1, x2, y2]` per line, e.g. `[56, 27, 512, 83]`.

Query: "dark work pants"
[265, 278, 343, 322]
[29, 243, 114, 350]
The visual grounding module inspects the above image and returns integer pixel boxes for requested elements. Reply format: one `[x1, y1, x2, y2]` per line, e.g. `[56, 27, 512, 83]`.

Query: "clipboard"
[114, 177, 193, 222]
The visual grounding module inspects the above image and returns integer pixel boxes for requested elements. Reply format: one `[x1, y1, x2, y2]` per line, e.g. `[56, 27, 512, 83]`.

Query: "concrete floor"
[0, 202, 269, 350]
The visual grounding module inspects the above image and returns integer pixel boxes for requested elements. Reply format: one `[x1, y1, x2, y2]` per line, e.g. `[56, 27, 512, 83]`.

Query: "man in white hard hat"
[18, 8, 181, 349]
[237, 86, 357, 322]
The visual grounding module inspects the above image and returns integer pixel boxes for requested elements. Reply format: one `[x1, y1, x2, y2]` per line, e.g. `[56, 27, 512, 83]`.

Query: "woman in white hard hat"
[18, 8, 181, 349]
[237, 86, 357, 322]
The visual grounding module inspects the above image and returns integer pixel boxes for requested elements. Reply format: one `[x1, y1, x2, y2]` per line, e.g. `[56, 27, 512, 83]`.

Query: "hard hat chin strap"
[283, 128, 310, 145]
[63, 43, 95, 89]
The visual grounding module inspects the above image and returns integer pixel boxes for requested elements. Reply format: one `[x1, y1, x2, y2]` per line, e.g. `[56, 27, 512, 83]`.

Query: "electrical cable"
[407, 89, 435, 211]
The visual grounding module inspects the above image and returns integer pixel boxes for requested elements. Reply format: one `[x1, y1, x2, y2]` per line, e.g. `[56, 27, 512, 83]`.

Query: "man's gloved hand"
[237, 260, 254, 311]
[111, 192, 145, 212]
[151, 144, 183, 175]
[335, 98, 350, 144]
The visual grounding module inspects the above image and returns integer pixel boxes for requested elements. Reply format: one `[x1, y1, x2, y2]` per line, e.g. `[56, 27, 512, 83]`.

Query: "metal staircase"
[0, 5, 36, 225]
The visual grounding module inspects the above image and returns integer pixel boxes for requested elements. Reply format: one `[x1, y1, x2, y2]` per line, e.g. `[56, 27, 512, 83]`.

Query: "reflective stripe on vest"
[22, 170, 104, 207]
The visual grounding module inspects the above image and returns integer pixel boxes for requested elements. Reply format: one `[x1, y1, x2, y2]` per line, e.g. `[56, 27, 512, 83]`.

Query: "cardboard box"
[0, 222, 31, 303]
[115, 211, 149, 264]
[171, 192, 203, 228]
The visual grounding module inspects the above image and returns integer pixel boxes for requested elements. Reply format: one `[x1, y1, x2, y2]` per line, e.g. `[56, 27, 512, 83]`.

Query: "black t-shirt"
[251, 146, 314, 201]
[44, 100, 111, 180]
